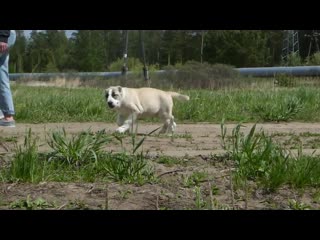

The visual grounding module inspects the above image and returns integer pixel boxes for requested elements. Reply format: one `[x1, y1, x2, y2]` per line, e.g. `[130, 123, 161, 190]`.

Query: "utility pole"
[139, 30, 149, 82]
[121, 30, 129, 78]
[200, 30, 205, 63]
[305, 30, 320, 58]
[281, 30, 300, 65]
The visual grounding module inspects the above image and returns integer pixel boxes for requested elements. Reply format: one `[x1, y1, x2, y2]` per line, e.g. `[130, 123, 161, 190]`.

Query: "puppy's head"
[105, 86, 123, 109]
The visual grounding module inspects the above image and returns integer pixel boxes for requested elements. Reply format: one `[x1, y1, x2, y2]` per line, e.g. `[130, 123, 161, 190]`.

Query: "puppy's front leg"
[116, 114, 129, 133]
[128, 103, 143, 114]
[116, 113, 137, 134]
[116, 114, 126, 126]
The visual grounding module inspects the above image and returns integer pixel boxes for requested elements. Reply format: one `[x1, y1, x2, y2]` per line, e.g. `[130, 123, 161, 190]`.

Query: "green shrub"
[47, 128, 111, 165]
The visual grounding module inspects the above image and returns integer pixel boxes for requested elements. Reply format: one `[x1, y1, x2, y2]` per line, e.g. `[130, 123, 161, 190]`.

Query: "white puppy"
[105, 86, 190, 134]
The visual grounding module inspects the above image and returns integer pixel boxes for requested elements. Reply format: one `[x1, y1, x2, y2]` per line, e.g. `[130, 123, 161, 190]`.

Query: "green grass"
[1, 126, 157, 185]
[183, 171, 209, 188]
[0, 136, 18, 143]
[103, 152, 156, 185]
[47, 128, 111, 165]
[3, 83, 320, 206]
[299, 132, 320, 137]
[221, 122, 320, 191]
[194, 186, 206, 209]
[156, 156, 182, 167]
[13, 85, 115, 123]
[10, 85, 320, 123]
[288, 199, 311, 210]
[10, 196, 55, 210]
[8, 129, 44, 183]
[253, 96, 302, 122]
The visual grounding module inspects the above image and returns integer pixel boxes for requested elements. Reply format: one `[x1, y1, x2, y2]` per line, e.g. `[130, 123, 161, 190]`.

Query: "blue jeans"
[0, 30, 16, 116]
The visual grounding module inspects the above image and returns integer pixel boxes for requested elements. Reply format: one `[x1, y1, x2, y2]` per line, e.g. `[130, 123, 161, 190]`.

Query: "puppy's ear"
[118, 86, 122, 93]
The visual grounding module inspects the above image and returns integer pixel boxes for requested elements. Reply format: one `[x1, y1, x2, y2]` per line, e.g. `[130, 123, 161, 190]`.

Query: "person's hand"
[0, 42, 8, 53]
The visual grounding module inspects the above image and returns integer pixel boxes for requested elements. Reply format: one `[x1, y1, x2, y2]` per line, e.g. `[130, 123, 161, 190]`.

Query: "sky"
[23, 30, 77, 39]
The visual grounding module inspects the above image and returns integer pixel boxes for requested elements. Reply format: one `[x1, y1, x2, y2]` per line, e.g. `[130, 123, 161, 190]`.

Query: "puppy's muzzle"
[108, 102, 115, 108]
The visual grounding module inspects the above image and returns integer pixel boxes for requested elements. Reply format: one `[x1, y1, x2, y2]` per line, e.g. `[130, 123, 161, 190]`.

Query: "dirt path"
[1, 122, 320, 210]
[1, 122, 320, 157]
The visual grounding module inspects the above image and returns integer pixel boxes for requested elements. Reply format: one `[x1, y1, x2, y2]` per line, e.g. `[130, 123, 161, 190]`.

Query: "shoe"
[0, 119, 15, 127]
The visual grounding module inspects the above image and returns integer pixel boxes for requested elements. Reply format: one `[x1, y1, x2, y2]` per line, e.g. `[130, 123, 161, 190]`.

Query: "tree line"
[9, 30, 320, 73]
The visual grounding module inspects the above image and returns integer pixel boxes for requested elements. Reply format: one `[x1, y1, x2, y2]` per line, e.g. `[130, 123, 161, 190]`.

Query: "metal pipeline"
[9, 66, 320, 81]
[236, 66, 320, 77]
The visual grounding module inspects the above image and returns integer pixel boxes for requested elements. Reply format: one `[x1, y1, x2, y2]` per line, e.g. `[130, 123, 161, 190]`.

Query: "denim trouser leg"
[0, 30, 16, 116]
[0, 53, 15, 116]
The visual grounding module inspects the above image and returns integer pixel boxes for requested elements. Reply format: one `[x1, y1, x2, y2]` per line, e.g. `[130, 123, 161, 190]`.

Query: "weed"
[9, 129, 43, 183]
[183, 171, 208, 188]
[47, 128, 111, 165]
[288, 199, 311, 210]
[194, 186, 206, 209]
[221, 121, 320, 192]
[253, 96, 303, 122]
[10, 195, 55, 210]
[103, 153, 156, 185]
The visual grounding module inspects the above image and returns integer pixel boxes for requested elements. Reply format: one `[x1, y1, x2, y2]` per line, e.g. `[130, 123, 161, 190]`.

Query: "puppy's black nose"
[108, 102, 114, 108]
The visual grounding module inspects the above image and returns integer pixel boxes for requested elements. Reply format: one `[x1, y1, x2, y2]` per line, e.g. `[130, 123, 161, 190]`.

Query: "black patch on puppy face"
[106, 88, 121, 100]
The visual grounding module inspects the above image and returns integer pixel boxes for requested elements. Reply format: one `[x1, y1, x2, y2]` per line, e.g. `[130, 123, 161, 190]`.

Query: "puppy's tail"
[168, 92, 190, 102]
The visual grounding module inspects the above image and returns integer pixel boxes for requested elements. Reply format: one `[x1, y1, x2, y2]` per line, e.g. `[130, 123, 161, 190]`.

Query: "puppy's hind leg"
[168, 116, 177, 134]
[159, 115, 176, 135]
[159, 119, 170, 134]
[159, 102, 175, 134]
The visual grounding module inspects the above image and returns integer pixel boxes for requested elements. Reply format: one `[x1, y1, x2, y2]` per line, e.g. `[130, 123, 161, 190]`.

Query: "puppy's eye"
[105, 94, 109, 99]
[112, 93, 118, 98]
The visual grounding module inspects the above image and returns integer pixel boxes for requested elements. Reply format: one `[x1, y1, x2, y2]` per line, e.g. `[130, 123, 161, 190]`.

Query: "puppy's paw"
[169, 122, 177, 133]
[116, 126, 129, 134]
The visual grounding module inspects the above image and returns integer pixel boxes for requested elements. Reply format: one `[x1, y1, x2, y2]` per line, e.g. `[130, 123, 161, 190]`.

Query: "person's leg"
[0, 30, 16, 126]
[0, 53, 15, 124]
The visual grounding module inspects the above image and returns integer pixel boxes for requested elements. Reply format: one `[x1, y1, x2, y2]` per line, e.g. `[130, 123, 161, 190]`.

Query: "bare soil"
[1, 122, 320, 210]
